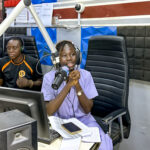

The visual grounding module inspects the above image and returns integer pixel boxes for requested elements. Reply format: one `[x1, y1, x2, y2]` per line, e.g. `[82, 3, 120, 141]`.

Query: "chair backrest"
[0, 37, 3, 57]
[3, 35, 39, 59]
[85, 35, 130, 137]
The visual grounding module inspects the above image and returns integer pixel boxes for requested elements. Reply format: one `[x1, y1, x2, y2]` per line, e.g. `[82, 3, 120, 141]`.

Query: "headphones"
[56, 40, 82, 65]
[73, 43, 82, 65]
[6, 36, 24, 52]
[20, 46, 23, 52]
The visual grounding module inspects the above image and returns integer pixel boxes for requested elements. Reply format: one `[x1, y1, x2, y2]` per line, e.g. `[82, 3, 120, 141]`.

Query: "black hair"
[56, 40, 81, 65]
[56, 40, 76, 53]
[6, 36, 24, 47]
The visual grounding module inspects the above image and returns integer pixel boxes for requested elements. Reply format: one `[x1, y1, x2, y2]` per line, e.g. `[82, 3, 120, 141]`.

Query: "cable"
[36, 53, 54, 76]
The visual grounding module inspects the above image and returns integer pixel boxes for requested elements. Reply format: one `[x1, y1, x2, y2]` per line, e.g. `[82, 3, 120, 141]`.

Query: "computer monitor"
[0, 86, 51, 144]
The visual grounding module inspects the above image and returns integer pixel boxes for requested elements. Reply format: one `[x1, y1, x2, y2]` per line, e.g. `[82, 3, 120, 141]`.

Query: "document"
[40, 3, 53, 26]
[60, 137, 81, 150]
[15, 8, 28, 23]
[5, 8, 14, 26]
[28, 3, 53, 26]
[48, 116, 91, 139]
[28, 4, 41, 23]
[82, 127, 101, 143]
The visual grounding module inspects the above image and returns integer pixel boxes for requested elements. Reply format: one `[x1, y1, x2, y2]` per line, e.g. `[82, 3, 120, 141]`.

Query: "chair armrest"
[102, 108, 126, 124]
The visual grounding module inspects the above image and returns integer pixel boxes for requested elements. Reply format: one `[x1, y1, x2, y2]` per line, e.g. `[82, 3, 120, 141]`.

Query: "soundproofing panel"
[5, 27, 27, 36]
[117, 26, 150, 81]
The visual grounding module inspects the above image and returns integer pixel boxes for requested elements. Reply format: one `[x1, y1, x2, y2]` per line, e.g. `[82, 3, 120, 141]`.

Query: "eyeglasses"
[6, 46, 20, 51]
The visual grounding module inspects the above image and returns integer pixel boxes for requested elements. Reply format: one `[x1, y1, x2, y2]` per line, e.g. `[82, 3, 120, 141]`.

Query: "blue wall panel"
[31, 26, 116, 66]
[32, 0, 57, 4]
[31, 27, 56, 65]
[80, 26, 117, 68]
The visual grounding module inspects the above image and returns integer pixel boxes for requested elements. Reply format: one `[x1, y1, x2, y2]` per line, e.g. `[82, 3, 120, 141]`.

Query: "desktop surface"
[38, 137, 100, 150]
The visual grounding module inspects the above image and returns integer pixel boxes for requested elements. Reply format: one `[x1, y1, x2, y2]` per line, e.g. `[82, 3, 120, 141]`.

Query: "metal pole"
[28, 4, 57, 54]
[0, 0, 59, 65]
[0, 0, 25, 36]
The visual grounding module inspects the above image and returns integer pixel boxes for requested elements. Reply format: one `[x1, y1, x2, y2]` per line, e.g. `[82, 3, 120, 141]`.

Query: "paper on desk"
[60, 137, 81, 150]
[82, 127, 101, 143]
[49, 116, 91, 139]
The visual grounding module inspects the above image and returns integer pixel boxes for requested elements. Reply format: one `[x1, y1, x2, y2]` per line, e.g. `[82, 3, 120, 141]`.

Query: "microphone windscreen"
[62, 66, 69, 76]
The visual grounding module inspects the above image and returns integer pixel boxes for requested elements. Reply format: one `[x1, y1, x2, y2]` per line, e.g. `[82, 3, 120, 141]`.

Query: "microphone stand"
[0, 0, 59, 68]
[0, 0, 68, 89]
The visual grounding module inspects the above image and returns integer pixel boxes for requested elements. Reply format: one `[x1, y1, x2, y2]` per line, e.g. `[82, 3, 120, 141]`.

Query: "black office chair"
[85, 36, 131, 146]
[0, 37, 3, 57]
[3, 35, 39, 59]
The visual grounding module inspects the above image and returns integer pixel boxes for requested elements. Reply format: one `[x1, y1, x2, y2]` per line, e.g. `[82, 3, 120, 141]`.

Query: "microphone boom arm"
[0, 0, 59, 66]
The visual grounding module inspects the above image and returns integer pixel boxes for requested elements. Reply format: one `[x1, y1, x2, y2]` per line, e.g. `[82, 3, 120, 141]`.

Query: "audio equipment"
[73, 43, 82, 65]
[0, 109, 37, 150]
[20, 46, 23, 52]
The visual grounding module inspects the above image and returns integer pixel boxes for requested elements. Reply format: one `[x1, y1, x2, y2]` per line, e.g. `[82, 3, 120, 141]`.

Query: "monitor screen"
[0, 86, 51, 144]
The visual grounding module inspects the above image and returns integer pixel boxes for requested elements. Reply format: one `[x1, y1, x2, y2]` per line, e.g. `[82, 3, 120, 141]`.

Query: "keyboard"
[49, 128, 60, 143]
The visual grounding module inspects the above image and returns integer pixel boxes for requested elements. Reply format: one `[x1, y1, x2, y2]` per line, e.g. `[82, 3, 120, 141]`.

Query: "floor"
[118, 80, 150, 150]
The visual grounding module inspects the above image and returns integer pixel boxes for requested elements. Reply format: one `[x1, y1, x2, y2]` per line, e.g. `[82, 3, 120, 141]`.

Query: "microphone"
[61, 66, 69, 76]
[52, 66, 69, 90]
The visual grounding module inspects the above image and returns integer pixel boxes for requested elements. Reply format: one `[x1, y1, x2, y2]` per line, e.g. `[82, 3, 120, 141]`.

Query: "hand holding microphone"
[68, 70, 80, 87]
[52, 66, 80, 90]
[52, 66, 69, 90]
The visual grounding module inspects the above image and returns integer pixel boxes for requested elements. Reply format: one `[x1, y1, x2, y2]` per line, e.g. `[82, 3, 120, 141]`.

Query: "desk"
[38, 137, 100, 150]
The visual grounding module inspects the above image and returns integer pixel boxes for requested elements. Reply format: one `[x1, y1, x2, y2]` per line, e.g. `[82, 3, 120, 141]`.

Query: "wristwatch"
[77, 90, 82, 96]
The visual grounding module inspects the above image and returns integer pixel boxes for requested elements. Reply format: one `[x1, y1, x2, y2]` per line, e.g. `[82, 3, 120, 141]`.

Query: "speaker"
[0, 109, 37, 150]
